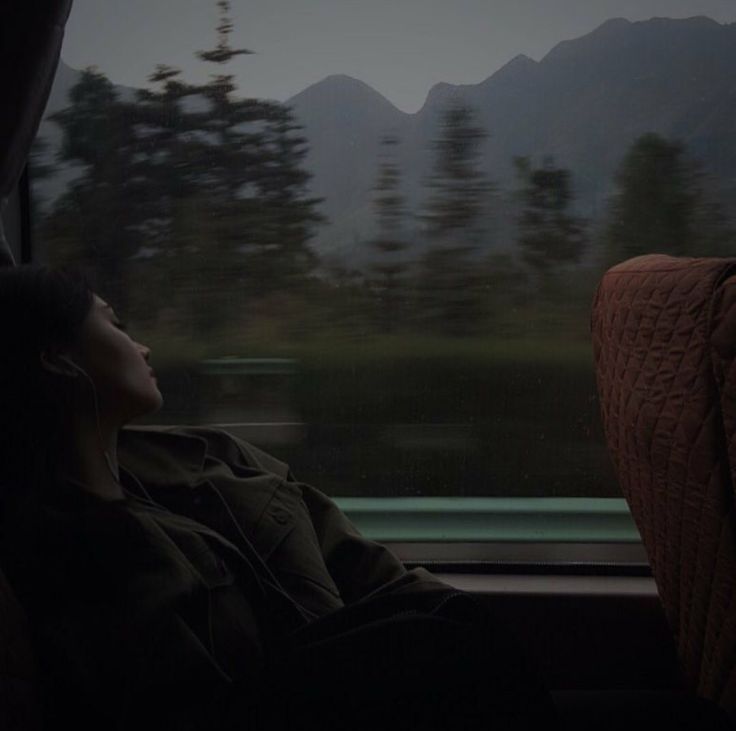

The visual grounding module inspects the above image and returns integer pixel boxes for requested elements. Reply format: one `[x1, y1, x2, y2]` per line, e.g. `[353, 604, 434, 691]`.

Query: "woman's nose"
[139, 344, 151, 361]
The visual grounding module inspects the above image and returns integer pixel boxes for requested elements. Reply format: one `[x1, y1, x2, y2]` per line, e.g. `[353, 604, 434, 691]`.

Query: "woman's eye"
[114, 321, 128, 332]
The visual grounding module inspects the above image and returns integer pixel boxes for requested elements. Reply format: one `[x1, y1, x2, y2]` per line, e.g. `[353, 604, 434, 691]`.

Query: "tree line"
[32, 1, 735, 346]
[366, 108, 734, 335]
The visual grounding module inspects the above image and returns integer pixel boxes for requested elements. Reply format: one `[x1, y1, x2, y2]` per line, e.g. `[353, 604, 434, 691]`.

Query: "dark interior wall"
[472, 590, 682, 691]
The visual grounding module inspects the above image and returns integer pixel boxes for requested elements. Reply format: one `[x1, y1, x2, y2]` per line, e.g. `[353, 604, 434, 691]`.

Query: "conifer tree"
[370, 134, 409, 332]
[42, 1, 323, 333]
[42, 68, 147, 313]
[419, 102, 493, 334]
[604, 133, 701, 263]
[133, 0, 323, 329]
[514, 156, 586, 286]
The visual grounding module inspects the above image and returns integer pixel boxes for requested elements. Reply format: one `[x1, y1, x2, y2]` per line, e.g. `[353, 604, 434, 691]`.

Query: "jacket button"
[272, 508, 289, 525]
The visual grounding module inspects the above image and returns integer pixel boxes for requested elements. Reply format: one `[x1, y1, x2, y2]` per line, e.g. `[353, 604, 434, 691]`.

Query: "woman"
[0, 265, 557, 731]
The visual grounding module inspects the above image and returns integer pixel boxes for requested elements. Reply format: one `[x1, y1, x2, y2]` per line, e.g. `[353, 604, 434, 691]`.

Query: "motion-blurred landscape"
[30, 11, 736, 496]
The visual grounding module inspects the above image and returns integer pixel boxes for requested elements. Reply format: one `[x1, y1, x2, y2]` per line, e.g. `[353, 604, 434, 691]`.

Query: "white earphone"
[58, 355, 89, 379]
[55, 355, 122, 480]
[55, 354, 157, 503]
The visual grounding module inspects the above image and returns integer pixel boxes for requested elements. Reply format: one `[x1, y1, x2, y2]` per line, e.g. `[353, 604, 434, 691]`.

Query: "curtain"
[0, 0, 74, 266]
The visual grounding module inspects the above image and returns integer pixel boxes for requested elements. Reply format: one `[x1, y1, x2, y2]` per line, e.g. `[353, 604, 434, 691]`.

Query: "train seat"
[592, 254, 736, 721]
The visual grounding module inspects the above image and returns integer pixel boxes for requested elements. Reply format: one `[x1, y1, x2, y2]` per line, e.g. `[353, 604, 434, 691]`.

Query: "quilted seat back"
[592, 254, 736, 717]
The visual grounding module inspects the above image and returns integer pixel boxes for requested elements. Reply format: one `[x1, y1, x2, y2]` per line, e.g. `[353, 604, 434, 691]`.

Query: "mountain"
[37, 17, 736, 261]
[45, 60, 82, 113]
[285, 16, 736, 257]
[287, 75, 407, 256]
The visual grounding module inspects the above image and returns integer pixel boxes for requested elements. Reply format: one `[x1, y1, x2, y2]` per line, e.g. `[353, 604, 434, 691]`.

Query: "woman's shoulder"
[120, 424, 292, 481]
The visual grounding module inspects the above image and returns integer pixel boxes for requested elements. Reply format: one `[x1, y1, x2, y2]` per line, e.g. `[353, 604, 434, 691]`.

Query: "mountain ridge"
[40, 16, 736, 261]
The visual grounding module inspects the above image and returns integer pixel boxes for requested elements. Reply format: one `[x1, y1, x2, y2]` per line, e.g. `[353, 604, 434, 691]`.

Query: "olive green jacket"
[2, 425, 449, 731]
[118, 424, 447, 613]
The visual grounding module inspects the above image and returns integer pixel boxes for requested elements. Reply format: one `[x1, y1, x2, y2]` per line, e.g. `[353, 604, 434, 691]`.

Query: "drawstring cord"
[117, 461, 315, 632]
[205, 480, 316, 626]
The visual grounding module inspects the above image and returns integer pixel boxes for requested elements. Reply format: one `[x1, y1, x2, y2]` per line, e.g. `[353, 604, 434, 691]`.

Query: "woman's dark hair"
[0, 265, 94, 499]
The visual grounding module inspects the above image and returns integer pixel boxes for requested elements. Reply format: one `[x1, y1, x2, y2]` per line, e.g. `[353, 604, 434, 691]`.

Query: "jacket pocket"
[258, 484, 344, 615]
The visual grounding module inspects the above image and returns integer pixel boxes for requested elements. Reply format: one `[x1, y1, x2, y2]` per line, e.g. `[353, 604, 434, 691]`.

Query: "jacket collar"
[117, 426, 208, 488]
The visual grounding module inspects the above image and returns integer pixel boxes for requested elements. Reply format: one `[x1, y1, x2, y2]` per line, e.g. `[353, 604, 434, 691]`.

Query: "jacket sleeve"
[32, 603, 234, 731]
[1, 498, 255, 731]
[207, 428, 452, 603]
[296, 481, 451, 603]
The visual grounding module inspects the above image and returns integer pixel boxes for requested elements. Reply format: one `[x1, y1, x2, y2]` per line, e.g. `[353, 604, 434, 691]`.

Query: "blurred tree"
[40, 68, 149, 313]
[421, 103, 491, 240]
[27, 136, 56, 243]
[370, 134, 410, 332]
[419, 102, 493, 335]
[130, 0, 323, 332]
[603, 133, 733, 264]
[514, 156, 586, 293]
[27, 137, 55, 192]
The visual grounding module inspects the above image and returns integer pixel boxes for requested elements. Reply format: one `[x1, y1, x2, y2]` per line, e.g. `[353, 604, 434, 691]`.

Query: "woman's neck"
[63, 414, 125, 501]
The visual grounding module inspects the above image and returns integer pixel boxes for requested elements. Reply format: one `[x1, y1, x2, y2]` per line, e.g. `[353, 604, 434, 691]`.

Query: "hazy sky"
[63, 0, 736, 113]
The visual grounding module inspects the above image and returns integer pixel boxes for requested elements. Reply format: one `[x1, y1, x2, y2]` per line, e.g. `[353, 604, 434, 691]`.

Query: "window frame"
[338, 496, 648, 572]
[2, 168, 31, 265]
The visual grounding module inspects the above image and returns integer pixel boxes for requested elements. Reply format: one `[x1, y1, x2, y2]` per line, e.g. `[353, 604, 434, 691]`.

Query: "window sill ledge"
[336, 496, 639, 543]
[431, 572, 657, 598]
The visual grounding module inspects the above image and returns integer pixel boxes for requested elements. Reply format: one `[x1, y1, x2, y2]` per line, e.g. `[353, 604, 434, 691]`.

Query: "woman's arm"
[297, 480, 451, 603]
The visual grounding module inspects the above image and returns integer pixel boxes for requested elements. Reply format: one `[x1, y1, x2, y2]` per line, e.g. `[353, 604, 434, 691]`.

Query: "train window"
[26, 1, 736, 556]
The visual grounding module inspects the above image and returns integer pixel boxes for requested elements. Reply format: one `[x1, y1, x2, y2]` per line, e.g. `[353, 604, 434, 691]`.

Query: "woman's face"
[68, 295, 163, 424]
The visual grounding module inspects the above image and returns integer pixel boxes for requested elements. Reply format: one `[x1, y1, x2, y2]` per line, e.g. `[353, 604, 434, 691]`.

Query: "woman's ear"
[39, 351, 78, 378]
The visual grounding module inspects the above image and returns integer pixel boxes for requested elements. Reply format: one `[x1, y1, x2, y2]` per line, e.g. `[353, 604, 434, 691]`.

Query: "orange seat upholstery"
[592, 254, 736, 718]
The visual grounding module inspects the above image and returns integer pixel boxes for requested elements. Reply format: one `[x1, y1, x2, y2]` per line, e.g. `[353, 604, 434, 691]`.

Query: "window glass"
[29, 1, 736, 502]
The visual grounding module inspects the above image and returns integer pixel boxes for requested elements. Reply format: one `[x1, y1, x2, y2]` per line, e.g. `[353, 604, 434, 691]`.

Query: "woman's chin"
[126, 389, 165, 422]
[147, 389, 165, 414]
